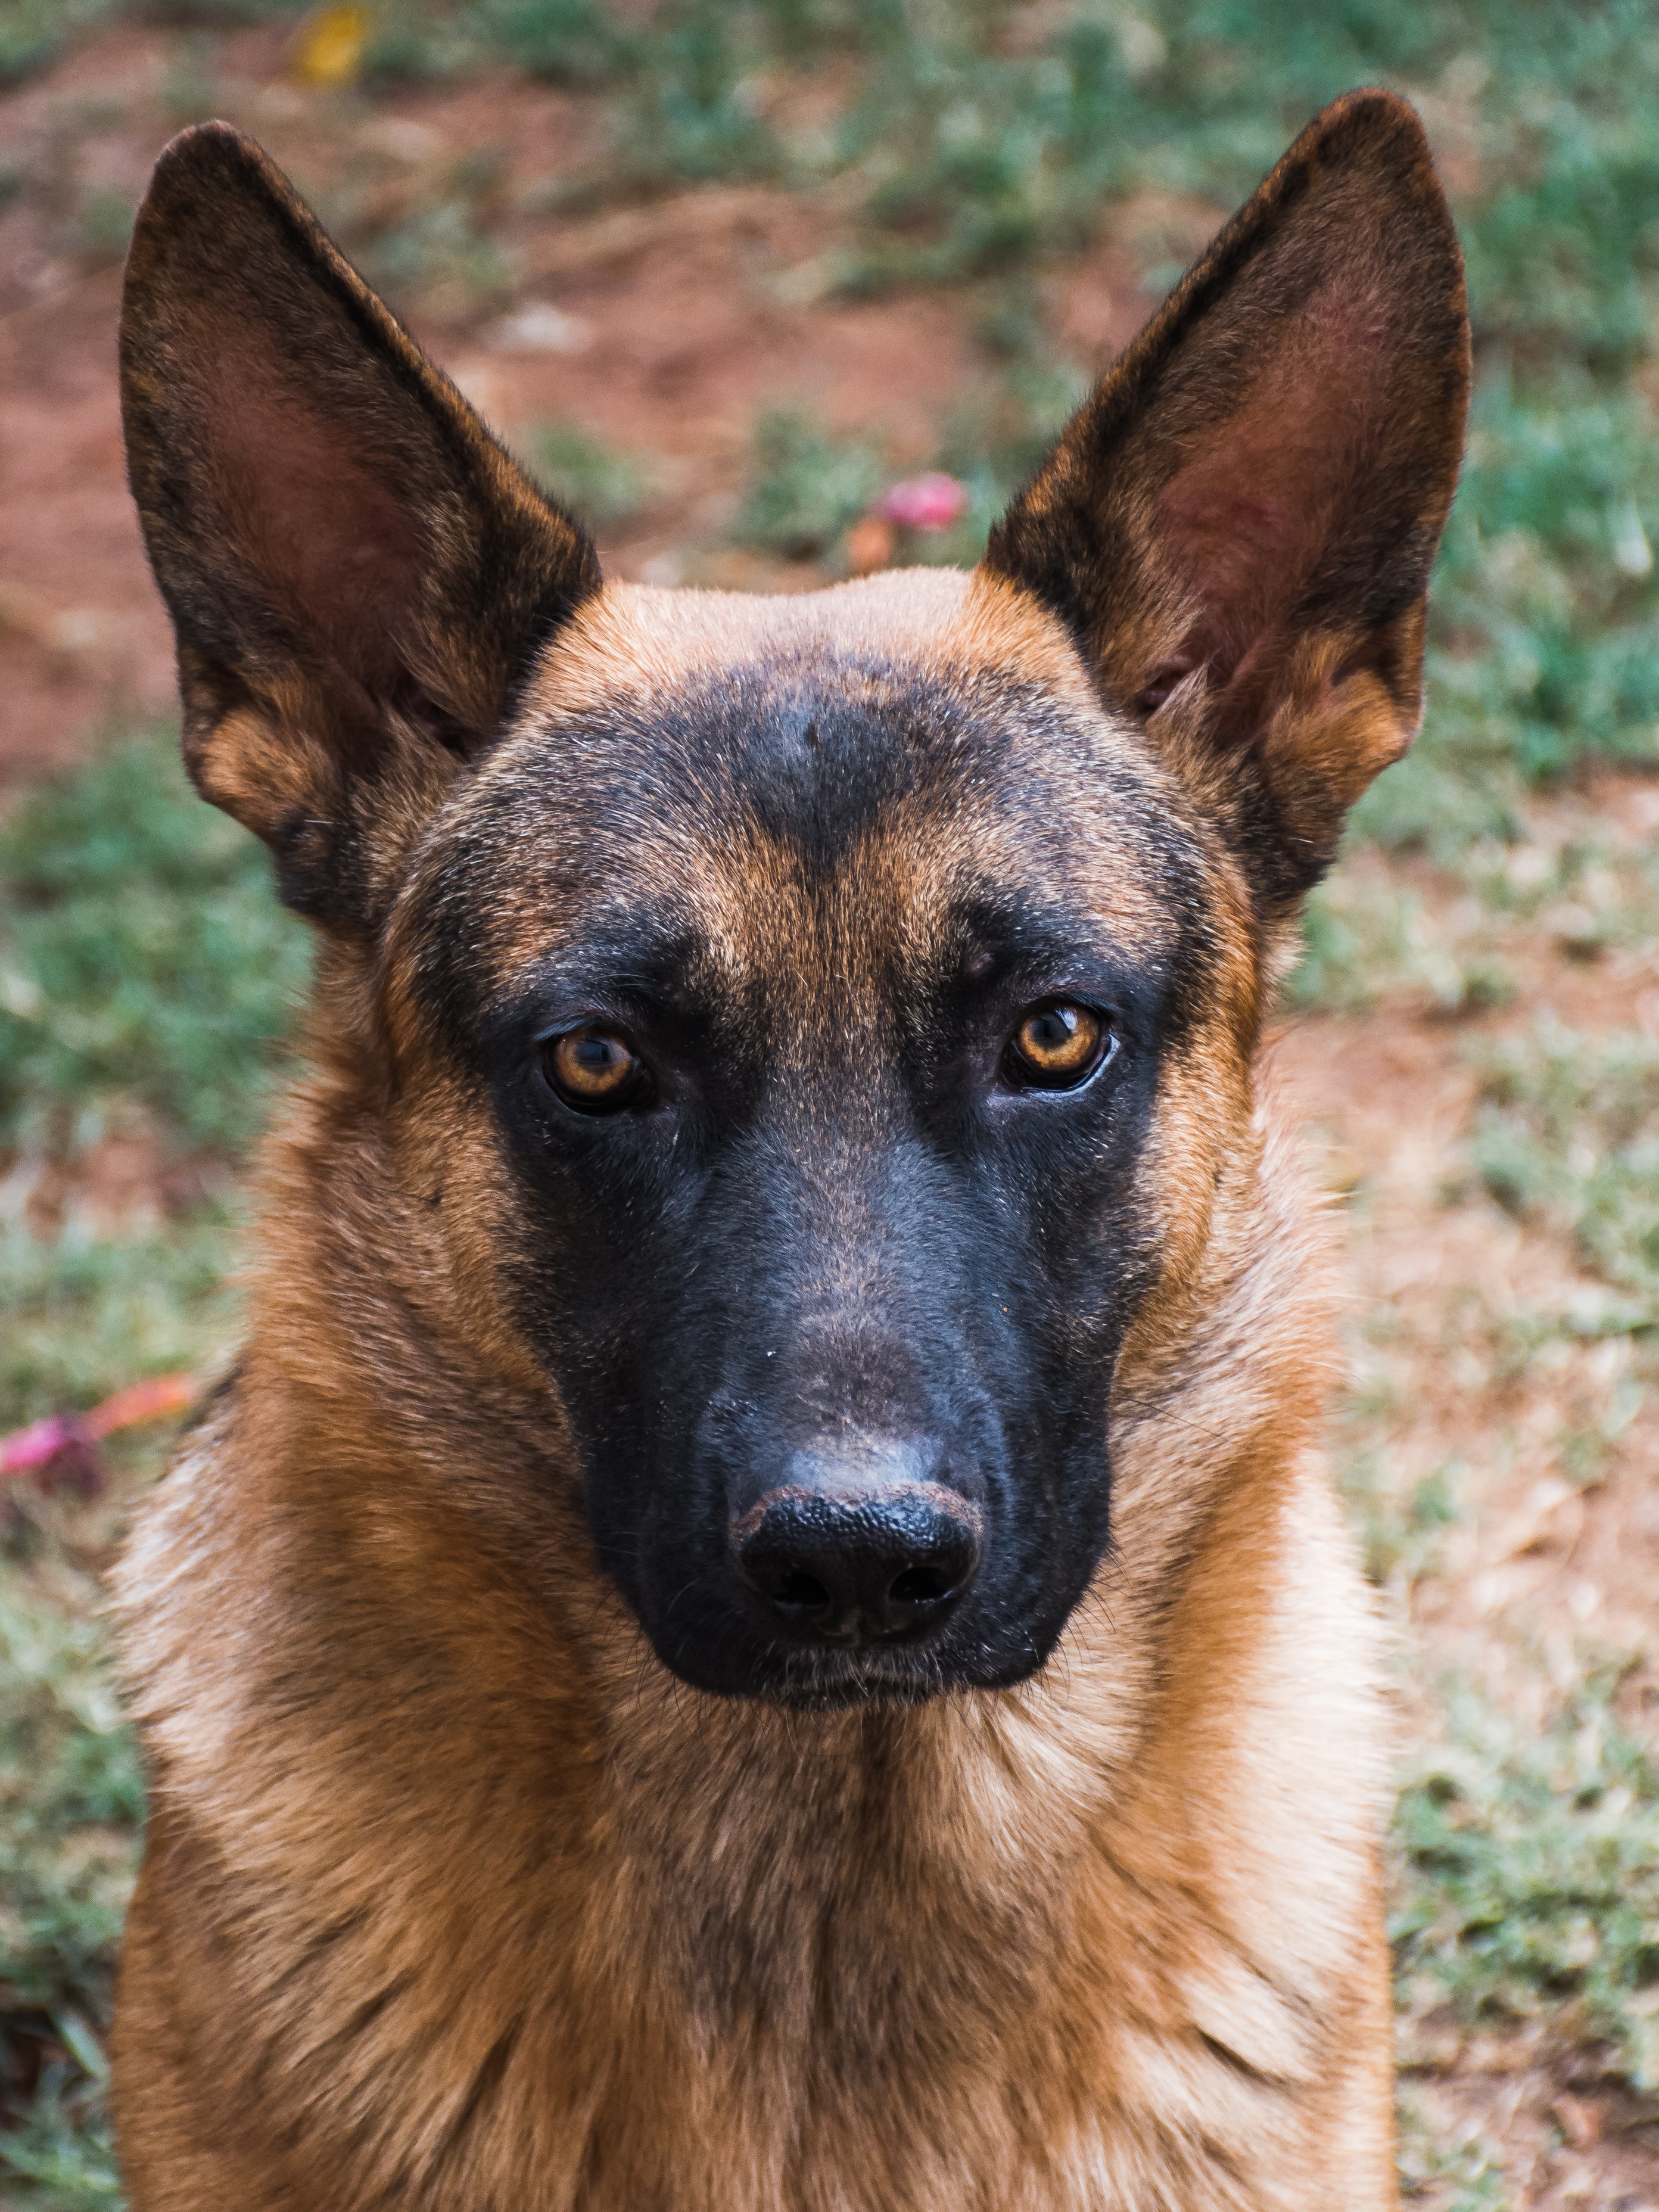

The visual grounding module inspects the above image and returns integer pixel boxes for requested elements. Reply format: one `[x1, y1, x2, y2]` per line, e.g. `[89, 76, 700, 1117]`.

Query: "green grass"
[0, 727, 309, 1158]
[524, 419, 653, 530]
[1356, 381, 1659, 851]
[466, 0, 621, 84]
[1288, 798, 1659, 1021]
[1397, 2090, 1510, 2210]
[0, 1574, 138, 2210]
[725, 359, 1090, 571]
[0, 1213, 242, 1436]
[1, 732, 301, 2193]
[1395, 1681, 1659, 2096]
[1369, 972, 1659, 2138]
[1469, 1021, 1659, 1333]
[1285, 870, 1514, 1019]
[1344, 1452, 1470, 1599]
[732, 409, 885, 560]
[0, 719, 295, 1446]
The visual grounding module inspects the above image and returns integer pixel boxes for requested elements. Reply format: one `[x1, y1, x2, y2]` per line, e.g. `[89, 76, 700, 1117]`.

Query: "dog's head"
[120, 96, 1466, 1706]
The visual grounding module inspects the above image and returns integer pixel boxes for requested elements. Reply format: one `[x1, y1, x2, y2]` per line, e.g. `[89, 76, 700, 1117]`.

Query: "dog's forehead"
[424, 570, 1206, 1000]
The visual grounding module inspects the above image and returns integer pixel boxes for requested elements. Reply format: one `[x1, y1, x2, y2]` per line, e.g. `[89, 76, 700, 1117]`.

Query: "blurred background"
[1, 1, 1658, 2204]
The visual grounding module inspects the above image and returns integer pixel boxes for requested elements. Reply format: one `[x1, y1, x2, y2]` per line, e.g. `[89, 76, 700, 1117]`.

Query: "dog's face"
[120, 101, 1467, 1704]
[395, 596, 1238, 1698]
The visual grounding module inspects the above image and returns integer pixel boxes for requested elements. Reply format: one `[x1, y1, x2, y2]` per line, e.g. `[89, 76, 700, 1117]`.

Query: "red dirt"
[0, 26, 1152, 786]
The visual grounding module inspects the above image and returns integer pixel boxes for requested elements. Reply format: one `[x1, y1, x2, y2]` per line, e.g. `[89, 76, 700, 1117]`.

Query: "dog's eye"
[544, 1027, 647, 1112]
[1005, 1002, 1109, 1090]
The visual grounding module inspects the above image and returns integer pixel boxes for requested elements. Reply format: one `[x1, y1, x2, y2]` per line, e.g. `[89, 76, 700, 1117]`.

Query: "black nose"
[732, 1452, 982, 1647]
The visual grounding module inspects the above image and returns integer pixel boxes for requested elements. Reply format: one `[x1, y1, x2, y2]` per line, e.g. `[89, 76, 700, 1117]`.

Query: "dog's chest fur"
[117, 1118, 1389, 2212]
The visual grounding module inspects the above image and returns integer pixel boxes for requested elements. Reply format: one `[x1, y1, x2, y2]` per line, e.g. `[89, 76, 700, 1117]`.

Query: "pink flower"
[1, 1371, 197, 1497]
[877, 472, 969, 533]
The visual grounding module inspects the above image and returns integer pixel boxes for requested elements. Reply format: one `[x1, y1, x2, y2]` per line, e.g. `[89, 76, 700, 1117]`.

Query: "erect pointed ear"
[983, 89, 1468, 914]
[120, 123, 600, 934]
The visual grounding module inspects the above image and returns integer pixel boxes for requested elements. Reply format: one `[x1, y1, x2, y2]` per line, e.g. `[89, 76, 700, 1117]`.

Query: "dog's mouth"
[688, 1619, 1050, 1710]
[747, 1638, 959, 1710]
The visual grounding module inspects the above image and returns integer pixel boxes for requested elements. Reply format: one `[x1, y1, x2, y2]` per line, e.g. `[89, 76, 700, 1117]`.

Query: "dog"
[110, 87, 1467, 2210]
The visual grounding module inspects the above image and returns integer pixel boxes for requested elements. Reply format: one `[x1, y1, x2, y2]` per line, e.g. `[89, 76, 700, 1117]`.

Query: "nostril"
[774, 1570, 830, 1611]
[888, 1564, 954, 1607]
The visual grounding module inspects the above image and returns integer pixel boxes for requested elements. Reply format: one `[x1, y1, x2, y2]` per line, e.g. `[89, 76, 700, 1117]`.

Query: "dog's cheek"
[374, 926, 645, 1423]
[471, 1119, 704, 1562]
[936, 1127, 1146, 1658]
[385, 1077, 568, 1400]
[1111, 1038, 1255, 1411]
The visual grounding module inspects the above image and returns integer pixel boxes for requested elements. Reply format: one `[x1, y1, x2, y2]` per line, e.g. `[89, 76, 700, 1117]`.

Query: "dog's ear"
[984, 89, 1468, 913]
[120, 122, 599, 934]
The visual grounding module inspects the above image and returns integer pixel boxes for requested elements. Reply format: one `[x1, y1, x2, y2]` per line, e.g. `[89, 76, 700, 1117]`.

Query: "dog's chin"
[755, 1651, 953, 1712]
[652, 1632, 1047, 1710]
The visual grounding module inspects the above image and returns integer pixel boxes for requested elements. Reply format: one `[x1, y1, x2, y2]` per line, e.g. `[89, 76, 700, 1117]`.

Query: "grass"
[1397, 2087, 1511, 2210]
[0, 727, 308, 1160]
[1396, 1681, 1659, 2098]
[8, 0, 1659, 802]
[733, 409, 884, 560]
[1357, 381, 1659, 853]
[725, 360, 1089, 571]
[0, 1571, 137, 2210]
[1289, 796, 1659, 1019]
[1468, 1022, 1659, 1333]
[1349, 954, 1659, 2152]
[1285, 871, 1512, 1019]
[0, 736, 302, 2195]
[0, 1213, 241, 1436]
[523, 418, 653, 530]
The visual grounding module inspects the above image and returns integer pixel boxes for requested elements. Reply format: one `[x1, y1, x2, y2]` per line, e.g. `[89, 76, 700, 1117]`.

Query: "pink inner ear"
[1153, 288, 1392, 685]
[200, 354, 427, 693]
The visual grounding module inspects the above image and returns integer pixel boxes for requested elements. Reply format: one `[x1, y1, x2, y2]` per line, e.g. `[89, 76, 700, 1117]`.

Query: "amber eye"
[1006, 1002, 1108, 1090]
[544, 1027, 646, 1111]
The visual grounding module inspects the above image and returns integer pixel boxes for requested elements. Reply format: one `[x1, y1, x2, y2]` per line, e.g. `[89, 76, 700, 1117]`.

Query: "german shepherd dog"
[112, 88, 1467, 2210]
